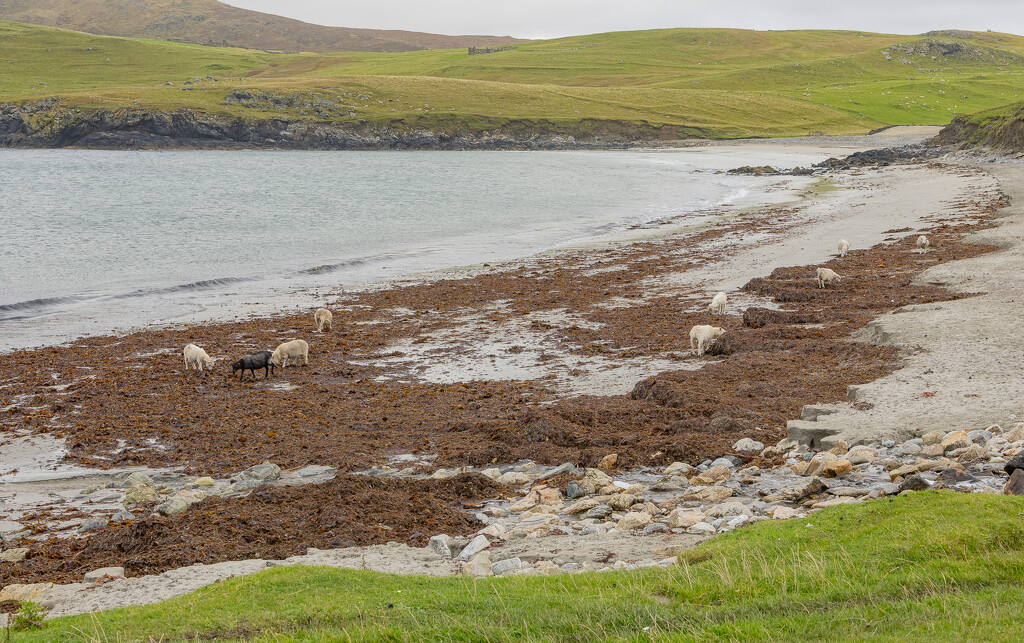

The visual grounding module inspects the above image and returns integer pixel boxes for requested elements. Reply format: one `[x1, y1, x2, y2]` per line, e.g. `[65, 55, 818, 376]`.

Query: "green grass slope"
[14, 492, 1024, 641]
[0, 0, 523, 53]
[3, 22, 1024, 140]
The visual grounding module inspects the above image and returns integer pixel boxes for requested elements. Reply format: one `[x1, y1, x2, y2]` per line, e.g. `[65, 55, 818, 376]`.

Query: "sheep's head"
[712, 327, 726, 340]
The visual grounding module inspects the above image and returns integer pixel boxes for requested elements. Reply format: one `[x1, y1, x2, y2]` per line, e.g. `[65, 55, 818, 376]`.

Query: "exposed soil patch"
[2, 474, 500, 586]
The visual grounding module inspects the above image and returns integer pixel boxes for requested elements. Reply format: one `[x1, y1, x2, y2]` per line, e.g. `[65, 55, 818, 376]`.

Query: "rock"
[480, 468, 502, 480]
[771, 507, 802, 520]
[898, 475, 930, 492]
[650, 476, 689, 492]
[110, 510, 135, 524]
[607, 494, 638, 511]
[195, 477, 215, 487]
[764, 477, 827, 502]
[953, 444, 986, 462]
[483, 507, 507, 518]
[0, 547, 29, 562]
[822, 459, 852, 478]
[1003, 454, 1024, 476]
[1003, 469, 1024, 496]
[622, 483, 645, 496]
[681, 485, 734, 501]
[1004, 422, 1024, 443]
[811, 497, 858, 509]
[457, 534, 491, 561]
[666, 509, 705, 528]
[663, 462, 693, 476]
[584, 505, 614, 520]
[920, 444, 946, 458]
[124, 483, 160, 505]
[224, 478, 260, 495]
[508, 496, 538, 513]
[579, 468, 613, 494]
[597, 454, 618, 469]
[937, 468, 976, 484]
[805, 452, 838, 476]
[491, 557, 524, 576]
[239, 462, 281, 482]
[564, 481, 587, 499]
[941, 431, 972, 453]
[84, 567, 125, 583]
[705, 502, 751, 518]
[497, 472, 530, 486]
[461, 551, 493, 577]
[828, 440, 849, 456]
[895, 443, 922, 456]
[790, 461, 811, 475]
[565, 498, 600, 515]
[640, 501, 661, 516]
[427, 534, 455, 558]
[78, 517, 108, 532]
[921, 430, 945, 445]
[616, 512, 652, 531]
[0, 582, 55, 603]
[156, 497, 190, 516]
[535, 463, 574, 480]
[888, 464, 919, 481]
[687, 522, 716, 535]
[124, 472, 155, 487]
[479, 523, 507, 539]
[710, 457, 738, 468]
[691, 465, 731, 485]
[968, 430, 993, 445]
[732, 438, 764, 453]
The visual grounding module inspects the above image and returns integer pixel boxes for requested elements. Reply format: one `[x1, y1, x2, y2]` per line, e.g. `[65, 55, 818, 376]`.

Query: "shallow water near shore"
[0, 147, 841, 352]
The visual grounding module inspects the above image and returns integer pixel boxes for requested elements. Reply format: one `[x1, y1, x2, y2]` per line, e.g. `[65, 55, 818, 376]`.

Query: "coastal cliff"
[933, 102, 1024, 153]
[0, 100, 696, 150]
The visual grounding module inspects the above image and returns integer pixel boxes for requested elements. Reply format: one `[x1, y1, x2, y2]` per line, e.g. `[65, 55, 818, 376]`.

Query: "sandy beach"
[3, 127, 1022, 617]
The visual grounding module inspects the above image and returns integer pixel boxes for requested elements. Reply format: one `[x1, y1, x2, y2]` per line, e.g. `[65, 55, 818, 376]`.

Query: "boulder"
[681, 485, 734, 501]
[898, 475, 930, 492]
[156, 497, 191, 516]
[78, 517, 109, 533]
[1004, 453, 1024, 476]
[124, 483, 160, 505]
[822, 459, 852, 478]
[921, 430, 944, 446]
[565, 481, 587, 499]
[687, 522, 717, 535]
[607, 494, 638, 511]
[666, 509, 705, 528]
[616, 512, 652, 531]
[537, 463, 575, 480]
[764, 477, 827, 502]
[888, 464, 920, 481]
[497, 472, 530, 486]
[691, 465, 731, 485]
[704, 502, 751, 518]
[238, 462, 281, 482]
[124, 472, 156, 488]
[427, 534, 455, 559]
[732, 438, 764, 453]
[584, 505, 613, 520]
[597, 454, 618, 469]
[461, 551, 493, 577]
[771, 506, 802, 520]
[457, 534, 491, 561]
[1003, 469, 1024, 496]
[0, 548, 29, 562]
[663, 462, 693, 476]
[508, 496, 538, 513]
[579, 468, 613, 494]
[941, 431, 972, 453]
[805, 452, 838, 476]
[195, 477, 216, 487]
[491, 557, 525, 576]
[564, 498, 600, 515]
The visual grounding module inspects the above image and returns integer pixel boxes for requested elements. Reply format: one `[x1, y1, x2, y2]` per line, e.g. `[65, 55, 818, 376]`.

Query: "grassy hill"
[935, 100, 1024, 151]
[0, 0, 523, 53]
[2, 22, 1024, 143]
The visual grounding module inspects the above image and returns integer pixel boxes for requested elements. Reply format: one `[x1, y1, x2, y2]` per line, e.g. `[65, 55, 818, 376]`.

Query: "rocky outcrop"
[932, 103, 1024, 153]
[0, 99, 699, 150]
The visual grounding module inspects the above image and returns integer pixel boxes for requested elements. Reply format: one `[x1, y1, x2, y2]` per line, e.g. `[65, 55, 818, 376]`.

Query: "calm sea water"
[0, 148, 827, 351]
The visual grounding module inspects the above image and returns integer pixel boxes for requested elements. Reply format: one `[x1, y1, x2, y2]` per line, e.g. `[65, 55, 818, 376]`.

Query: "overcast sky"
[223, 1, 1022, 39]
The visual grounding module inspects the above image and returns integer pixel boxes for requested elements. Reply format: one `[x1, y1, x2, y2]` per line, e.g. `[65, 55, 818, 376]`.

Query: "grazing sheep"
[816, 267, 841, 288]
[708, 292, 728, 315]
[689, 325, 726, 356]
[183, 344, 215, 373]
[232, 350, 275, 381]
[270, 339, 309, 368]
[917, 235, 930, 253]
[837, 239, 850, 257]
[314, 308, 333, 332]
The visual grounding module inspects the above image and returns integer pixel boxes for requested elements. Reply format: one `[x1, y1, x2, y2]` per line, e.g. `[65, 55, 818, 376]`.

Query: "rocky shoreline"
[0, 99, 694, 150]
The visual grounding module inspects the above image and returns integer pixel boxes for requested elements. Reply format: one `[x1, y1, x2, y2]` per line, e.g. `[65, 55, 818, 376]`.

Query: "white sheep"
[708, 292, 728, 315]
[917, 235, 930, 253]
[183, 343, 215, 373]
[837, 239, 850, 257]
[314, 308, 333, 332]
[816, 267, 841, 288]
[270, 339, 309, 368]
[689, 325, 725, 356]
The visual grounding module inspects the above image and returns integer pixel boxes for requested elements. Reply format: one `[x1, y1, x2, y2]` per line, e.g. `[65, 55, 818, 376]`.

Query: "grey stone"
[968, 430, 993, 445]
[78, 517, 109, 532]
[710, 457, 736, 469]
[110, 510, 135, 524]
[0, 548, 29, 562]
[871, 482, 901, 496]
[1003, 469, 1024, 496]
[124, 472, 156, 488]
[84, 567, 125, 582]
[224, 479, 260, 495]
[937, 468, 976, 483]
[124, 483, 160, 505]
[787, 420, 839, 448]
[537, 463, 575, 480]
[584, 505, 614, 520]
[565, 481, 586, 499]
[641, 522, 669, 535]
[898, 475, 931, 492]
[428, 534, 455, 559]
[1, 530, 30, 543]
[491, 557, 524, 575]
[732, 438, 765, 453]
[895, 443, 922, 456]
[156, 497, 190, 516]
[1004, 454, 1024, 476]
[239, 462, 281, 482]
[650, 477, 689, 492]
[881, 440, 896, 448]
[458, 534, 490, 561]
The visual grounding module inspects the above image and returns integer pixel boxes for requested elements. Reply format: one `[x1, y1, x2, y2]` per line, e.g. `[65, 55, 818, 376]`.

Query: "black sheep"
[232, 350, 275, 381]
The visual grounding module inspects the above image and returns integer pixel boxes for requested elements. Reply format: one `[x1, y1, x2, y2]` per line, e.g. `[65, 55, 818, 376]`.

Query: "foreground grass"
[3, 21, 1024, 138]
[16, 491, 1024, 642]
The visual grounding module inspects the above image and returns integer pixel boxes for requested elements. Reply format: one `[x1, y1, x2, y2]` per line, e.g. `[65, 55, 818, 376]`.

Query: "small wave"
[0, 294, 101, 322]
